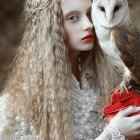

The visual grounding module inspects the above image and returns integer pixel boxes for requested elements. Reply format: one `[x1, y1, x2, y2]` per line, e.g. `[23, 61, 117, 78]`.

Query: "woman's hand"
[108, 106, 140, 140]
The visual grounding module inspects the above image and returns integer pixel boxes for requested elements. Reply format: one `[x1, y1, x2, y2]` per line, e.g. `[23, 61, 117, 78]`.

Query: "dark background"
[0, 0, 140, 91]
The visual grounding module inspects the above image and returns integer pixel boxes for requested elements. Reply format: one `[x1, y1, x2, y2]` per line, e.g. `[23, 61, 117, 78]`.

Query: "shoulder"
[0, 94, 7, 131]
[0, 94, 7, 112]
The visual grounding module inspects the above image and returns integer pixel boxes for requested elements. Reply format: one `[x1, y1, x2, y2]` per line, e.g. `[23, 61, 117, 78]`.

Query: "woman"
[0, 0, 140, 139]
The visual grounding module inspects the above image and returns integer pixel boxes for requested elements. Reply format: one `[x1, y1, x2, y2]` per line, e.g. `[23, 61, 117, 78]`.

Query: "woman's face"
[61, 0, 95, 52]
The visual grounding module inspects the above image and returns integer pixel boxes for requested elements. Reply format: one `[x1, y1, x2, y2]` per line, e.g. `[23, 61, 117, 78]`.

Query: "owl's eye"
[114, 5, 121, 12]
[99, 6, 105, 12]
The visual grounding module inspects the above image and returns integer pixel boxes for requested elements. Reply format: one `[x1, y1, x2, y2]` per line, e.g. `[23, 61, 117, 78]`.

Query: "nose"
[82, 16, 93, 31]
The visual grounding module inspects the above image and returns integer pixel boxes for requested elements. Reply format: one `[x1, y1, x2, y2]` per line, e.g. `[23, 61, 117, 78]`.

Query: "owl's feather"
[112, 25, 140, 83]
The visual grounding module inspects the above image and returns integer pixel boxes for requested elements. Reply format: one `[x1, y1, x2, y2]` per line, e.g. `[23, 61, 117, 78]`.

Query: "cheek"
[66, 30, 74, 42]
[65, 24, 77, 39]
[66, 31, 80, 51]
[64, 23, 79, 44]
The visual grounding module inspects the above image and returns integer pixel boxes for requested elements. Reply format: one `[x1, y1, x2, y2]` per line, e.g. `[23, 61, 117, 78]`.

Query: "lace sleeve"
[95, 126, 126, 140]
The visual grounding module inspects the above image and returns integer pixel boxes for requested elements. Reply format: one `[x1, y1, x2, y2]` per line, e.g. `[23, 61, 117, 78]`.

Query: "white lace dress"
[0, 70, 126, 140]
[71, 66, 126, 140]
[0, 94, 39, 140]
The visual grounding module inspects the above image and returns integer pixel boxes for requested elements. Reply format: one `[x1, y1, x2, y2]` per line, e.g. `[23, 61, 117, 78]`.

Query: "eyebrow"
[64, 7, 92, 18]
[64, 10, 79, 17]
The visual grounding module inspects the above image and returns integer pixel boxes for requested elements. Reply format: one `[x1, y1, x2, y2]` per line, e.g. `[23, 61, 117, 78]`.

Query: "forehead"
[61, 0, 92, 14]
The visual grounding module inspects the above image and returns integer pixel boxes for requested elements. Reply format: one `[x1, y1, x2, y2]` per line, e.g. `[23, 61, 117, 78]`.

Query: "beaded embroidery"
[71, 69, 106, 139]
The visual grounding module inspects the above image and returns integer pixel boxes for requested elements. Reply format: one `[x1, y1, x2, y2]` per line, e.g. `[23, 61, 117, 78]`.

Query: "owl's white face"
[92, 0, 130, 29]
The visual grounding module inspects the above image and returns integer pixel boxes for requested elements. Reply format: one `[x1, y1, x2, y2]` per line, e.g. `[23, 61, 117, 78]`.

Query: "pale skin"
[61, 0, 95, 81]
[61, 0, 140, 139]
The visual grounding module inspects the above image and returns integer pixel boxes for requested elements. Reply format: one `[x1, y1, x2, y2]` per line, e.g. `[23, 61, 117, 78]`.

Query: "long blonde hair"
[2, 0, 121, 139]
[3, 0, 72, 139]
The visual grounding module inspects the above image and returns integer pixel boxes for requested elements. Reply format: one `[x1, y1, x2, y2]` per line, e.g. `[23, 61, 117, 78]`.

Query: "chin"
[81, 43, 94, 51]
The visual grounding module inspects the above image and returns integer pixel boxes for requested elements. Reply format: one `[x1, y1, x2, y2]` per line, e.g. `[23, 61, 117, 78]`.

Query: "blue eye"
[67, 15, 79, 21]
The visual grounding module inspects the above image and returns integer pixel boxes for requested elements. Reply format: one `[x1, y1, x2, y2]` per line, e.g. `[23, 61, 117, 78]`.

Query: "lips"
[81, 34, 94, 43]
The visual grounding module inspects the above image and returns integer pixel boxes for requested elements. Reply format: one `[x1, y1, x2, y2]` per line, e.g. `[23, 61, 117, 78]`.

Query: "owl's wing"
[112, 24, 140, 82]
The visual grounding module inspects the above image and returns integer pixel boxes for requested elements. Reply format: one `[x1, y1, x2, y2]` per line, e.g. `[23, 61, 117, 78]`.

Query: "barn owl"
[92, 0, 133, 94]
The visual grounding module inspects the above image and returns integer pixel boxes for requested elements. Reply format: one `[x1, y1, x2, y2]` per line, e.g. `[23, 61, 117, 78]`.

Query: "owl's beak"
[108, 17, 113, 26]
[106, 12, 113, 26]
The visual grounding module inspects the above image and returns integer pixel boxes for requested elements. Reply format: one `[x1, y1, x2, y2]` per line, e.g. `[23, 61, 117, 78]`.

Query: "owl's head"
[92, 0, 131, 29]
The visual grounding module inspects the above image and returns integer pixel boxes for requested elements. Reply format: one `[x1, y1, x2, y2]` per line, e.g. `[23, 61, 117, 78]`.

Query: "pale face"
[61, 0, 95, 52]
